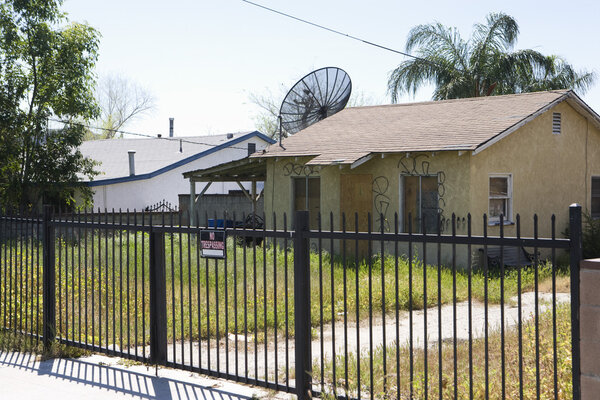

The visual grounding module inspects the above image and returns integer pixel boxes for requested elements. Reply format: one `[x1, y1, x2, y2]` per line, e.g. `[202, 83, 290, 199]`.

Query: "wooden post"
[189, 180, 196, 226]
[251, 180, 257, 216]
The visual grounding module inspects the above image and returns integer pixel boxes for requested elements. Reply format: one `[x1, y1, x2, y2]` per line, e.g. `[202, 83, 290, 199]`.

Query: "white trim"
[474, 91, 600, 155]
[565, 94, 600, 131]
[473, 95, 568, 155]
[398, 174, 404, 232]
[351, 153, 373, 169]
[488, 173, 513, 224]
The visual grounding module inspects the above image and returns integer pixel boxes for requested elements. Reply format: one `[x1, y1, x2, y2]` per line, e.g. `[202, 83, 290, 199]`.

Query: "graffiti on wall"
[398, 153, 432, 175]
[397, 153, 458, 232]
[372, 176, 391, 231]
[283, 162, 318, 177]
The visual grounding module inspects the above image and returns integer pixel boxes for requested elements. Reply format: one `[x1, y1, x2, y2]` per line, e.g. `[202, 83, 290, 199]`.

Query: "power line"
[48, 118, 260, 151]
[241, 0, 459, 72]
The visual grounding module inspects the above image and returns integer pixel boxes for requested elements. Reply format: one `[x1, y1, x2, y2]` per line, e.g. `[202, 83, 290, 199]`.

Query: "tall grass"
[316, 304, 572, 399]
[0, 229, 568, 352]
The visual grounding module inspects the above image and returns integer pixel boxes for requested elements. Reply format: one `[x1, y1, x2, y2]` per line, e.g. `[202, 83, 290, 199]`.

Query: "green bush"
[582, 212, 600, 259]
[563, 210, 600, 260]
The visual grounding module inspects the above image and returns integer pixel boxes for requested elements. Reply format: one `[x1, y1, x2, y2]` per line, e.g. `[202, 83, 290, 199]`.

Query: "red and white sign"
[200, 230, 226, 258]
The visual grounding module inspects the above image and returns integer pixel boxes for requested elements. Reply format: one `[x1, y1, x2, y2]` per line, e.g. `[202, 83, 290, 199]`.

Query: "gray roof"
[80, 131, 272, 184]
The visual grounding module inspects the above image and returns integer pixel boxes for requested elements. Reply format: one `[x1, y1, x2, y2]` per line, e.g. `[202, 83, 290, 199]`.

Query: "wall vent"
[552, 112, 561, 135]
[248, 142, 256, 156]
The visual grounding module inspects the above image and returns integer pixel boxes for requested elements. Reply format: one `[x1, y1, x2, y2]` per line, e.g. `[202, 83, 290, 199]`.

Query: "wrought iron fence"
[0, 205, 583, 400]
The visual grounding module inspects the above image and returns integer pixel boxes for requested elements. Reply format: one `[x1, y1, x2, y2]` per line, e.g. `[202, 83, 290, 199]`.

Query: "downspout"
[585, 117, 589, 211]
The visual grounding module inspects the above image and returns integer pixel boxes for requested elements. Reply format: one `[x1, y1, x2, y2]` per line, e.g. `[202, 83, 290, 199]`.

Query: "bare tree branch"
[94, 73, 156, 139]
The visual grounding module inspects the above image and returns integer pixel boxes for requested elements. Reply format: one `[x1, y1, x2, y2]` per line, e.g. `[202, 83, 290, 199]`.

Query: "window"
[293, 177, 320, 229]
[552, 112, 561, 135]
[401, 175, 439, 233]
[489, 174, 512, 223]
[247, 142, 256, 156]
[592, 177, 600, 219]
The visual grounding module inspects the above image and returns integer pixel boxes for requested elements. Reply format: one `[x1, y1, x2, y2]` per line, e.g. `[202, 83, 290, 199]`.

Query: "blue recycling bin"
[207, 219, 234, 228]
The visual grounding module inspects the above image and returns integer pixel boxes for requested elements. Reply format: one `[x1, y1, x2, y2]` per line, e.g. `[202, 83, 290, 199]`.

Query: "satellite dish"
[278, 67, 352, 145]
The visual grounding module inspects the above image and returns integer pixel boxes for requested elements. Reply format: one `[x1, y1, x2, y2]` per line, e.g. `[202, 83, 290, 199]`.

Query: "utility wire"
[241, 0, 460, 72]
[48, 118, 259, 151]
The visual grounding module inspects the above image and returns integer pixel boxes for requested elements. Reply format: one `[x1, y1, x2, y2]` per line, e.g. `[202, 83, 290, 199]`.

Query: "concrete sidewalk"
[0, 351, 292, 400]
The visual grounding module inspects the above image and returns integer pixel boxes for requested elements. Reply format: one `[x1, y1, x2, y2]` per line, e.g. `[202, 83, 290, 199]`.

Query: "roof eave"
[85, 131, 273, 186]
[472, 91, 571, 155]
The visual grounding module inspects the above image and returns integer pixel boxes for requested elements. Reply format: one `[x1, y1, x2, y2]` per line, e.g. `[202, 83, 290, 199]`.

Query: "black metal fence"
[0, 205, 583, 400]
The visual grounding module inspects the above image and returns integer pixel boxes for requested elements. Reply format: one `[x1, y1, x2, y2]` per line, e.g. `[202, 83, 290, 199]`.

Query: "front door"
[340, 174, 373, 258]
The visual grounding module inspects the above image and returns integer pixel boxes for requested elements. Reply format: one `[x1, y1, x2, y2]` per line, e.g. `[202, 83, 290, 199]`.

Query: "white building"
[79, 131, 274, 211]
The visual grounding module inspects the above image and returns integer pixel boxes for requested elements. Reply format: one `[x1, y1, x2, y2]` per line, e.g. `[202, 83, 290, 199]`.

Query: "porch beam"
[351, 153, 373, 169]
[236, 181, 253, 202]
[198, 181, 213, 197]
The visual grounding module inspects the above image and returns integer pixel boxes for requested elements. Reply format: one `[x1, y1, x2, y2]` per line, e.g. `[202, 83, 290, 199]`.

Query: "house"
[183, 90, 600, 265]
[79, 131, 274, 212]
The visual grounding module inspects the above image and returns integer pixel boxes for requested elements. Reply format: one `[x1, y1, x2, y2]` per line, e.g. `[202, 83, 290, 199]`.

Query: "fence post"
[294, 210, 312, 399]
[42, 205, 56, 349]
[570, 203, 582, 400]
[149, 228, 167, 365]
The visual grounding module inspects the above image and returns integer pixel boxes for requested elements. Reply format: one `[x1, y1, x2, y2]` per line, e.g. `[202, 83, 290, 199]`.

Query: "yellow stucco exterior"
[262, 100, 600, 266]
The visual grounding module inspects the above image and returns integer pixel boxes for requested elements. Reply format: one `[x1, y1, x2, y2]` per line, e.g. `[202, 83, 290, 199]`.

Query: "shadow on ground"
[0, 351, 256, 400]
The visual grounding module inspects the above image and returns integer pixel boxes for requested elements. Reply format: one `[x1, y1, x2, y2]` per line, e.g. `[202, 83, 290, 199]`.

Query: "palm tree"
[388, 12, 595, 101]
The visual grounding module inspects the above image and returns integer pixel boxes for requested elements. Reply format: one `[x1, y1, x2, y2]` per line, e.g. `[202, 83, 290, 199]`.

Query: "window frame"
[591, 176, 600, 219]
[399, 173, 440, 233]
[488, 173, 513, 225]
[291, 176, 321, 229]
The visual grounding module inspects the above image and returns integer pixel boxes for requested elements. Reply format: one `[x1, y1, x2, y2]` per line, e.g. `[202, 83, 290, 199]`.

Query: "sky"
[62, 0, 600, 138]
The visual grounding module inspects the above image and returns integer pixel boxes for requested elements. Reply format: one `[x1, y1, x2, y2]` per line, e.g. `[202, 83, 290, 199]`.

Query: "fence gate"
[0, 205, 583, 400]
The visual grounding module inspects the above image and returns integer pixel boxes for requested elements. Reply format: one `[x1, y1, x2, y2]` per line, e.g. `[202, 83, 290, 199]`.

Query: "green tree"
[0, 0, 100, 210]
[388, 12, 595, 101]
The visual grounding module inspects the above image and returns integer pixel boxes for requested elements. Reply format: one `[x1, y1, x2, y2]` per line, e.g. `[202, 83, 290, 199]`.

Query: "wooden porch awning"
[183, 157, 267, 182]
[182, 157, 267, 225]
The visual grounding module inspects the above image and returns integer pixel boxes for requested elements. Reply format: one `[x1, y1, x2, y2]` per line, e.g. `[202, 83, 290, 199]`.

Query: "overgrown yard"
[0, 231, 570, 351]
[315, 303, 572, 400]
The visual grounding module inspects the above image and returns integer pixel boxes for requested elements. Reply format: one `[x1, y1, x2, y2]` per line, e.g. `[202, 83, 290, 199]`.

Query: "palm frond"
[388, 12, 595, 102]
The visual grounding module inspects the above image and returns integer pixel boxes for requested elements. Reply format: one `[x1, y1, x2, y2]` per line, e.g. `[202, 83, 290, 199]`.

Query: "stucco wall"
[265, 152, 471, 231]
[469, 101, 600, 239]
[264, 152, 473, 265]
[263, 100, 600, 266]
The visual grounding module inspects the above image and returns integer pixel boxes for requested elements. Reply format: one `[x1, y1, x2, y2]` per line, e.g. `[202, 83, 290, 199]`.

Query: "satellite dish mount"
[277, 67, 352, 147]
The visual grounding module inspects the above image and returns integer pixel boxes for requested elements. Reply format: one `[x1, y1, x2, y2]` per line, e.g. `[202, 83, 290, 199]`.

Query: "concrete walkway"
[158, 291, 570, 384]
[0, 351, 292, 400]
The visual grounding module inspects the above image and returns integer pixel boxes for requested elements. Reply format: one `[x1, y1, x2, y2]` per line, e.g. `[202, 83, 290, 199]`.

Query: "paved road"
[0, 351, 291, 400]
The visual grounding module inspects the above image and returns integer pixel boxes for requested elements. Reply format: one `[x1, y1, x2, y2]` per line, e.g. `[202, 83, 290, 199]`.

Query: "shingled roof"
[80, 131, 274, 185]
[255, 90, 600, 166]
